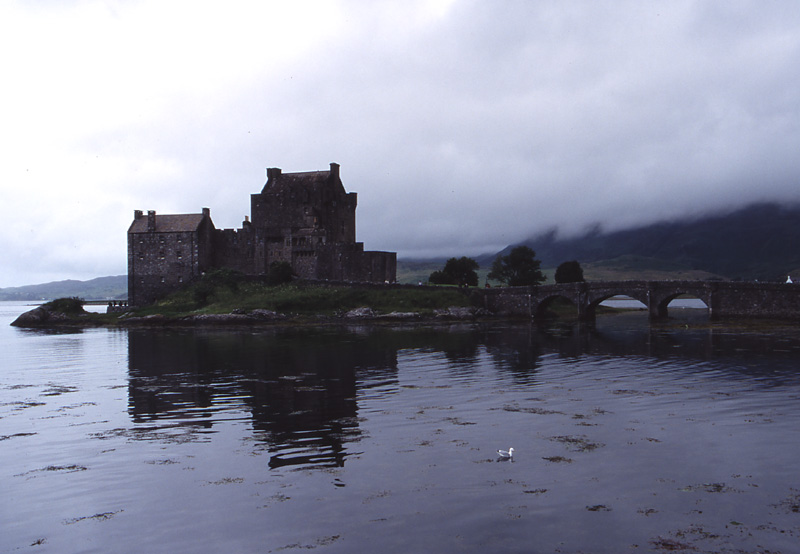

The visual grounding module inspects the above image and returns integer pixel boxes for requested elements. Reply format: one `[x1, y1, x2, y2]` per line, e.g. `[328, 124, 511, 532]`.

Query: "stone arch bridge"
[475, 281, 800, 322]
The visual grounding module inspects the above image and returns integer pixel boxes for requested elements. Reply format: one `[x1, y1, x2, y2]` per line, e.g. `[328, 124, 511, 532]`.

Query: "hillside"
[0, 275, 127, 301]
[6, 202, 800, 296]
[481, 202, 800, 282]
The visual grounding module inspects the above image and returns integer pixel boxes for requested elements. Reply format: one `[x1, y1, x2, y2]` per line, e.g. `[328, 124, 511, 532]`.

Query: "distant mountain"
[0, 275, 127, 301]
[487, 203, 800, 281]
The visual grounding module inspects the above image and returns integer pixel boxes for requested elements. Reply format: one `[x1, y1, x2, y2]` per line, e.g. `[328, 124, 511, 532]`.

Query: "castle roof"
[128, 213, 211, 234]
[274, 170, 331, 184]
[261, 163, 343, 195]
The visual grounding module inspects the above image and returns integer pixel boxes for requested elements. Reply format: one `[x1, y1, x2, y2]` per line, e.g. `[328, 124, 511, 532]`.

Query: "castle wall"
[315, 243, 396, 283]
[250, 164, 357, 245]
[128, 164, 396, 305]
[128, 228, 211, 305]
[128, 211, 215, 305]
[213, 226, 256, 275]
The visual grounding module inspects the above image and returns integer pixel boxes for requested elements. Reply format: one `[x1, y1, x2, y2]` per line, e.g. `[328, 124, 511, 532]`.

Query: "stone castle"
[128, 163, 396, 305]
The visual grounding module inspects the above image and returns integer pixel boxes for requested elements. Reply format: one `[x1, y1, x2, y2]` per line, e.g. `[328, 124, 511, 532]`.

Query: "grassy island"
[11, 272, 639, 328]
[134, 281, 474, 318]
[12, 279, 486, 328]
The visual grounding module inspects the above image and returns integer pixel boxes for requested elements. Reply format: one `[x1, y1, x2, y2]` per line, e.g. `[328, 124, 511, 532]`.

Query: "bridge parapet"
[472, 280, 800, 322]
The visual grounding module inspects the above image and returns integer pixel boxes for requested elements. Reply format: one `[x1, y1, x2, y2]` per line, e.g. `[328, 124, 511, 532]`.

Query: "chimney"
[202, 207, 210, 218]
[147, 210, 156, 232]
[134, 209, 143, 220]
[330, 162, 340, 180]
[266, 167, 282, 181]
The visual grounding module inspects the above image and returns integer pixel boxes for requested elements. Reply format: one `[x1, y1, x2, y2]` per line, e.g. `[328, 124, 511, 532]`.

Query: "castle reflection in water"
[126, 317, 800, 469]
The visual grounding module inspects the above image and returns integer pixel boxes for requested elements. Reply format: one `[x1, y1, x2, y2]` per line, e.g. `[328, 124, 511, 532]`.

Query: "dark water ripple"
[2, 303, 800, 553]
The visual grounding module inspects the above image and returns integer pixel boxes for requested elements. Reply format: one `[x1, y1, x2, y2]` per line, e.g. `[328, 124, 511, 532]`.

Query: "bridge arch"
[653, 291, 710, 319]
[486, 280, 800, 323]
[585, 293, 649, 322]
[533, 293, 581, 320]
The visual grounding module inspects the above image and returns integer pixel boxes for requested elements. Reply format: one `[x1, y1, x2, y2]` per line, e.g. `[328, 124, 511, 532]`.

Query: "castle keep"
[128, 163, 396, 305]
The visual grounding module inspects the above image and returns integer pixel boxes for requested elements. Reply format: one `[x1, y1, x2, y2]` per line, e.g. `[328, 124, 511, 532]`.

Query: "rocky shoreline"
[10, 304, 499, 328]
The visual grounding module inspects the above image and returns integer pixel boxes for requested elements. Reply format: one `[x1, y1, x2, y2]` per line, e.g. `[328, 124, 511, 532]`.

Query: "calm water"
[2, 301, 800, 553]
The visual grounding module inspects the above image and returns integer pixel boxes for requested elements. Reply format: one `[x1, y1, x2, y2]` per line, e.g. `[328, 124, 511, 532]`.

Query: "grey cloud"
[3, 1, 799, 286]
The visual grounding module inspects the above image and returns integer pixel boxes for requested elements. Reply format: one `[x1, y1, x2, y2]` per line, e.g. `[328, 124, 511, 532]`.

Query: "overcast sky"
[2, 0, 799, 287]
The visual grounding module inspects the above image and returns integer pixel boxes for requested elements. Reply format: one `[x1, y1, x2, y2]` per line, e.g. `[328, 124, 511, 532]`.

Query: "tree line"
[428, 246, 585, 287]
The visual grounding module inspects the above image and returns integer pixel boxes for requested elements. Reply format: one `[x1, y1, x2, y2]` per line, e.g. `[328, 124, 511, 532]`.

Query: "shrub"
[44, 297, 86, 314]
[267, 261, 294, 286]
[201, 268, 245, 291]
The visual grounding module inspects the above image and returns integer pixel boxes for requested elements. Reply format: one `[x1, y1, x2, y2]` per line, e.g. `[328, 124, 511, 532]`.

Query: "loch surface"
[2, 302, 799, 553]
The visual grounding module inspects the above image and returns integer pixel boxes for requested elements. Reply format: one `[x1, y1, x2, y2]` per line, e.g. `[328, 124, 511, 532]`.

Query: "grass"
[132, 281, 475, 318]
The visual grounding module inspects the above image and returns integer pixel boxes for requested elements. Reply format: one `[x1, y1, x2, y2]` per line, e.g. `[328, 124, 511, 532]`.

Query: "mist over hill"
[483, 202, 800, 281]
[5, 203, 800, 295]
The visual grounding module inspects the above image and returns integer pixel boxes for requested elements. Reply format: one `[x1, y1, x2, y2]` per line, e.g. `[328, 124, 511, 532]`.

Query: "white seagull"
[497, 447, 515, 459]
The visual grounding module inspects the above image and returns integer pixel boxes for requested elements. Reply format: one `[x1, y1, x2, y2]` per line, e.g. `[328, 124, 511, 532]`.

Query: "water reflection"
[541, 314, 800, 384]
[126, 319, 800, 469]
[128, 328, 374, 468]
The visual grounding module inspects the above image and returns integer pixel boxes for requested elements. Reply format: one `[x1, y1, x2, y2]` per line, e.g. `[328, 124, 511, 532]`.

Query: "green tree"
[428, 270, 452, 285]
[555, 260, 585, 283]
[488, 246, 546, 286]
[429, 256, 479, 287]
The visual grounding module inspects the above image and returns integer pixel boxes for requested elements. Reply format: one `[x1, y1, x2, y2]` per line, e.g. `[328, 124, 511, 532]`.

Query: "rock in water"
[11, 306, 70, 327]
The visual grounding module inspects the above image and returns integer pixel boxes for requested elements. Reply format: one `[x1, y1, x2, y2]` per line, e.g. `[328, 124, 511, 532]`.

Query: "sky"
[2, 0, 800, 287]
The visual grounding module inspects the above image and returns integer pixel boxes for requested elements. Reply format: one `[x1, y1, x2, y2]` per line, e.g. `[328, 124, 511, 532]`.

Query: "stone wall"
[465, 280, 800, 322]
[128, 215, 215, 306]
[471, 287, 532, 316]
[213, 225, 256, 274]
[711, 281, 800, 319]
